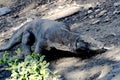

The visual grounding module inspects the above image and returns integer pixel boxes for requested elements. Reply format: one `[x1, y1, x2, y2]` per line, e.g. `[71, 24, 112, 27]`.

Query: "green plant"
[0, 48, 60, 80]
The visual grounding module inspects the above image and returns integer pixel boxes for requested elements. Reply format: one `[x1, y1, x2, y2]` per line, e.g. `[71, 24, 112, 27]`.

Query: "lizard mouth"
[75, 38, 105, 51]
[88, 42, 104, 51]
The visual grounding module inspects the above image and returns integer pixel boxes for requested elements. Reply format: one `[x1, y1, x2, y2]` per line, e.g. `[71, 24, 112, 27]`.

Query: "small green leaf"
[15, 48, 22, 54]
[39, 55, 45, 62]
[0, 59, 5, 64]
[3, 51, 9, 57]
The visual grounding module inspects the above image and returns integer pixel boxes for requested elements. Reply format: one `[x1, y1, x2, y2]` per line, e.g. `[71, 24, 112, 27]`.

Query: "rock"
[88, 10, 93, 14]
[113, 10, 120, 14]
[0, 7, 11, 16]
[104, 18, 110, 22]
[95, 9, 101, 13]
[89, 15, 94, 19]
[114, 1, 120, 7]
[91, 19, 100, 24]
[98, 10, 107, 17]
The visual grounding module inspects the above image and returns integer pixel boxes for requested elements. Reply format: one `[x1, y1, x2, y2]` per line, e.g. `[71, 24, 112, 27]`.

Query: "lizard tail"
[0, 31, 22, 51]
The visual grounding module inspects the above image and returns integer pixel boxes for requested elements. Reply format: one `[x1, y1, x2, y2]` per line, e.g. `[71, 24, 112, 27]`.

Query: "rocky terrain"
[0, 0, 120, 80]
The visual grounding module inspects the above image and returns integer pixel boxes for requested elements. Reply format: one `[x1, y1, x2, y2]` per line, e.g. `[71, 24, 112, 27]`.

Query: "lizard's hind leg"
[21, 31, 32, 57]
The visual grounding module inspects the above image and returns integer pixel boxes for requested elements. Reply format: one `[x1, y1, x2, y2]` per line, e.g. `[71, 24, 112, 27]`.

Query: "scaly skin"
[0, 19, 104, 56]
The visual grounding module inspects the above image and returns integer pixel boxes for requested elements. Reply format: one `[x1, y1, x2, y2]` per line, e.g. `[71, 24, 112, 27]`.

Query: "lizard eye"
[76, 40, 88, 50]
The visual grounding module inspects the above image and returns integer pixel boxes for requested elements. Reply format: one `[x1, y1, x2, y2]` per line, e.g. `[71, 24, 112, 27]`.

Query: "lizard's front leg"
[21, 31, 32, 57]
[35, 39, 47, 54]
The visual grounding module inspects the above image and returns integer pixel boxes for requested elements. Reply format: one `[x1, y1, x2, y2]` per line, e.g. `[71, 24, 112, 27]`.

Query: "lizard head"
[75, 35, 104, 51]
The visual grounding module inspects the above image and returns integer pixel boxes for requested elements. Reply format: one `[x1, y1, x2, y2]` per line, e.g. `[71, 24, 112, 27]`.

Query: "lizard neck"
[69, 33, 79, 52]
[62, 31, 79, 52]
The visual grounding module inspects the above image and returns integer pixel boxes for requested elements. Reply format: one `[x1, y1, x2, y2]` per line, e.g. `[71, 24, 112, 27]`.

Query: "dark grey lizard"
[0, 19, 104, 56]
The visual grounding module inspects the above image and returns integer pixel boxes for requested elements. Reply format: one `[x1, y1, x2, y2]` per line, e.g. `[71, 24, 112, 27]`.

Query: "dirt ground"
[0, 0, 120, 80]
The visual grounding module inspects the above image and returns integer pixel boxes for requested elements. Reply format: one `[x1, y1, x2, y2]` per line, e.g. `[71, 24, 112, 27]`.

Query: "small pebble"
[88, 10, 93, 14]
[89, 15, 94, 19]
[113, 10, 120, 14]
[114, 1, 120, 7]
[95, 9, 101, 13]
[98, 10, 107, 17]
[104, 18, 110, 22]
[92, 19, 100, 24]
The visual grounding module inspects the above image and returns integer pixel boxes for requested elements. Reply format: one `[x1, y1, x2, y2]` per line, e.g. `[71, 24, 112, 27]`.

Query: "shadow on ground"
[42, 48, 106, 62]
[43, 48, 120, 80]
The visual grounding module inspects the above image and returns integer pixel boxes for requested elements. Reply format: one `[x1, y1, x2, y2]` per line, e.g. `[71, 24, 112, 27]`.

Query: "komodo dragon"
[0, 19, 104, 56]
